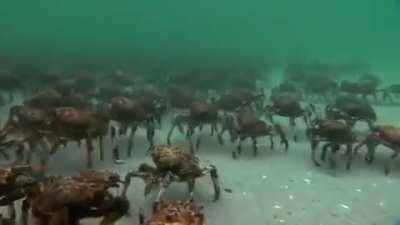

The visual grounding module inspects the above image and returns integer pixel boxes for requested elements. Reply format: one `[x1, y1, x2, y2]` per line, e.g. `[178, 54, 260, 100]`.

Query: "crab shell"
[375, 126, 400, 146]
[148, 200, 204, 225]
[33, 171, 120, 214]
[151, 146, 200, 174]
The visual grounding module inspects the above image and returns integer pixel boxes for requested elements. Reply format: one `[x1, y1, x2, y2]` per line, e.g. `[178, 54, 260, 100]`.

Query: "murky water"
[0, 1, 399, 225]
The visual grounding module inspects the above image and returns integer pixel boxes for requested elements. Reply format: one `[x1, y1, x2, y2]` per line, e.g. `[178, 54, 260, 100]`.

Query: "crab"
[123, 145, 220, 202]
[306, 118, 357, 169]
[167, 100, 219, 153]
[218, 109, 288, 158]
[131, 87, 167, 128]
[0, 164, 39, 225]
[1, 105, 55, 165]
[27, 170, 129, 225]
[354, 125, 400, 175]
[49, 107, 110, 168]
[325, 95, 376, 129]
[139, 200, 204, 225]
[108, 96, 156, 161]
[265, 91, 314, 141]
[4, 106, 110, 169]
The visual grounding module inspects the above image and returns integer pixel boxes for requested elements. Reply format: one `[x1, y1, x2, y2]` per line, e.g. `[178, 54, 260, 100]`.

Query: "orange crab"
[140, 200, 204, 225]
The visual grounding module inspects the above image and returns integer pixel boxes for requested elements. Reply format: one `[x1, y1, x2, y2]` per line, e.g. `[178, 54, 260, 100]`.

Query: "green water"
[1, 2, 400, 224]
[1, 0, 399, 79]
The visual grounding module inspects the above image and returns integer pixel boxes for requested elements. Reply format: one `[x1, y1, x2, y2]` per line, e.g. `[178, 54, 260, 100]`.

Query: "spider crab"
[218, 109, 288, 158]
[139, 200, 204, 225]
[265, 91, 314, 141]
[167, 100, 219, 153]
[354, 125, 400, 175]
[0, 105, 55, 165]
[108, 96, 157, 162]
[123, 145, 220, 202]
[306, 118, 357, 169]
[26, 170, 130, 225]
[48, 107, 110, 168]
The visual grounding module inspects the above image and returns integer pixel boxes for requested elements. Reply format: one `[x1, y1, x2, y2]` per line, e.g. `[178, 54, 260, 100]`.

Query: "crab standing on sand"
[139, 200, 204, 225]
[1, 105, 55, 164]
[219, 109, 288, 158]
[306, 118, 357, 169]
[167, 100, 219, 153]
[27, 170, 129, 225]
[48, 107, 110, 169]
[108, 96, 156, 161]
[123, 145, 220, 202]
[354, 125, 400, 175]
[0, 164, 38, 225]
[265, 92, 314, 141]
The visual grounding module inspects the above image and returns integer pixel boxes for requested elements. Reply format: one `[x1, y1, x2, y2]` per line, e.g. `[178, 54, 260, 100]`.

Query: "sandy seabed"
[1, 101, 400, 225]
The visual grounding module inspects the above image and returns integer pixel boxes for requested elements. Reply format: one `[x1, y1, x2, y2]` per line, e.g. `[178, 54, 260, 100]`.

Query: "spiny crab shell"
[148, 200, 204, 225]
[34, 170, 121, 213]
[151, 145, 199, 173]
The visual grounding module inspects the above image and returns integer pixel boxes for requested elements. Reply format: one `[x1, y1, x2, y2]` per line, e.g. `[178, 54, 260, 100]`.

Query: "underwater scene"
[0, 0, 400, 224]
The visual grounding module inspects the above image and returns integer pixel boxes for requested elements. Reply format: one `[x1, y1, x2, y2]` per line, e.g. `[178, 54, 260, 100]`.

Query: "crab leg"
[329, 144, 340, 169]
[156, 174, 172, 202]
[209, 165, 220, 201]
[346, 143, 353, 170]
[110, 126, 122, 163]
[127, 124, 137, 158]
[85, 137, 94, 169]
[99, 135, 104, 161]
[167, 120, 177, 146]
[187, 124, 196, 154]
[252, 137, 258, 157]
[289, 117, 297, 142]
[146, 119, 155, 153]
[385, 152, 399, 175]
[273, 123, 288, 151]
[188, 179, 196, 199]
[21, 199, 30, 225]
[269, 134, 274, 150]
[311, 139, 320, 167]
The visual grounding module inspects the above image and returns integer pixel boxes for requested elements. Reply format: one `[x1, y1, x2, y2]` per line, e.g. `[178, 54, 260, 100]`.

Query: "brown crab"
[0, 164, 39, 225]
[219, 109, 288, 158]
[27, 170, 129, 225]
[306, 118, 357, 169]
[1, 105, 55, 165]
[49, 107, 110, 168]
[108, 96, 156, 162]
[139, 200, 204, 225]
[264, 91, 313, 141]
[167, 100, 219, 153]
[354, 125, 400, 175]
[123, 145, 220, 202]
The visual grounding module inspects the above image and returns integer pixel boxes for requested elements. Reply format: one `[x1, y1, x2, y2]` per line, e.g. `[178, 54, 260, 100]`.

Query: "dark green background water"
[0, 0, 399, 77]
